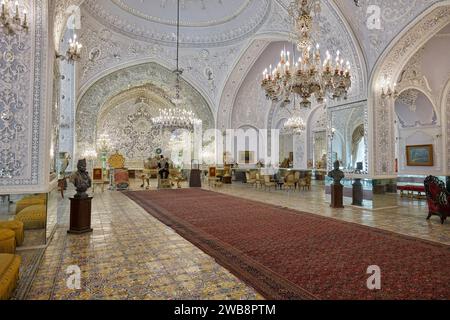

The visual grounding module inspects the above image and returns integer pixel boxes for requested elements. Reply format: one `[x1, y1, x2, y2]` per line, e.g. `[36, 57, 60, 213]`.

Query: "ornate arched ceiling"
[76, 62, 214, 157]
[334, 0, 443, 72]
[220, 0, 367, 132]
[75, 11, 242, 110]
[81, 0, 271, 47]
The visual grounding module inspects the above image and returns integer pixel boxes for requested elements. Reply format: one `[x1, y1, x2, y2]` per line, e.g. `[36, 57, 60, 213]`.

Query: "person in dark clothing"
[158, 155, 170, 179]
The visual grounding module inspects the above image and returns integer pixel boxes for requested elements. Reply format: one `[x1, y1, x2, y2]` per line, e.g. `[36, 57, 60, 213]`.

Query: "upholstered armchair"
[284, 174, 296, 190]
[263, 175, 276, 191]
[246, 171, 256, 187]
[424, 176, 450, 224]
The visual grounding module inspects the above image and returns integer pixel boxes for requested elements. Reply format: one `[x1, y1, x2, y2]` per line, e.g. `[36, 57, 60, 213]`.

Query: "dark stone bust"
[328, 160, 345, 186]
[70, 159, 92, 199]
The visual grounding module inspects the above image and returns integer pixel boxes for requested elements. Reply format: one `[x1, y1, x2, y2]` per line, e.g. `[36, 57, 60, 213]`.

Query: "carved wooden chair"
[424, 176, 450, 224]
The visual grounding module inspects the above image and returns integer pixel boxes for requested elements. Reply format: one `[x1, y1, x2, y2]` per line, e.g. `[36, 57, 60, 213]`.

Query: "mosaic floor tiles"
[25, 188, 262, 300]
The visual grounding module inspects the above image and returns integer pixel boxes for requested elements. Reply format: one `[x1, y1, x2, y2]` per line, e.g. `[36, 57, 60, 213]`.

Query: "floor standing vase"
[68, 197, 93, 234]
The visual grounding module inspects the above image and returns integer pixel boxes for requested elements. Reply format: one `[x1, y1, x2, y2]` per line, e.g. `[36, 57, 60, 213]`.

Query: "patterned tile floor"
[25, 184, 262, 300]
[23, 179, 449, 300]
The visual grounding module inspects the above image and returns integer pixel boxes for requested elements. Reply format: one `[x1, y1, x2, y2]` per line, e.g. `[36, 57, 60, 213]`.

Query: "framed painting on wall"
[93, 168, 103, 181]
[406, 145, 434, 166]
[239, 151, 255, 164]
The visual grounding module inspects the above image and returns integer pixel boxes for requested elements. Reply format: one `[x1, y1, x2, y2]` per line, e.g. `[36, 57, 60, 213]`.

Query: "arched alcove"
[75, 62, 215, 161]
[368, 1, 450, 177]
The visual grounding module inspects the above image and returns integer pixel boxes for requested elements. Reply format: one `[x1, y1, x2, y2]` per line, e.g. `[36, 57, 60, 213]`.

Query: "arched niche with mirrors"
[328, 101, 368, 173]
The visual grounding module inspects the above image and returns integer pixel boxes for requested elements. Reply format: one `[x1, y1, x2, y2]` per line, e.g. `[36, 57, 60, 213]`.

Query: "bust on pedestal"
[68, 159, 93, 234]
[328, 161, 344, 209]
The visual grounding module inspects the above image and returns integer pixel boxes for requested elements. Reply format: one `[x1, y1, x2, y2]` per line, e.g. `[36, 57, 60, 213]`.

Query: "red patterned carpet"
[124, 189, 450, 300]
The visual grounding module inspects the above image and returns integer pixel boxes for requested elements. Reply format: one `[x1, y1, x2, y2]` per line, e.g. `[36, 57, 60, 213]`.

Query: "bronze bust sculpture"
[328, 160, 345, 186]
[70, 159, 92, 199]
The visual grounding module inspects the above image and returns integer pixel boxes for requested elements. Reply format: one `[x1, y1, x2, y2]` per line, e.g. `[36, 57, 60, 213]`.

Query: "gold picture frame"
[239, 151, 255, 164]
[406, 144, 434, 167]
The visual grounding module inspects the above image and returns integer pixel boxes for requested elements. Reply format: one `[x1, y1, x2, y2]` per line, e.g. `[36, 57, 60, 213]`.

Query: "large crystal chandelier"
[152, 104, 201, 130]
[261, 0, 352, 108]
[152, 0, 200, 131]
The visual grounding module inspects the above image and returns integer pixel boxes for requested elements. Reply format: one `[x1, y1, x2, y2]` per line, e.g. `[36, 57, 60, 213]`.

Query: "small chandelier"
[97, 133, 110, 153]
[57, 34, 82, 63]
[0, 0, 28, 34]
[284, 114, 306, 135]
[261, 0, 351, 108]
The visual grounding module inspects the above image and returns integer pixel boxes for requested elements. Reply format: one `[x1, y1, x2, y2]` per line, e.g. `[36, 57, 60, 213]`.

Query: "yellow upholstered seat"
[15, 194, 46, 214]
[0, 254, 21, 300]
[0, 229, 16, 254]
[0, 221, 24, 247]
[15, 205, 47, 230]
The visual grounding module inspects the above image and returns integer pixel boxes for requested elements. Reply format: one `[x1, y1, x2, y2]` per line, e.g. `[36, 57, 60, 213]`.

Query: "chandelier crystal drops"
[261, 0, 352, 108]
[0, 0, 28, 34]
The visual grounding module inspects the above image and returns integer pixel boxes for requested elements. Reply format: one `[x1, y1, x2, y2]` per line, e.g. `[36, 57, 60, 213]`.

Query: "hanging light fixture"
[261, 0, 352, 108]
[284, 115, 306, 135]
[284, 94, 306, 135]
[152, 0, 201, 131]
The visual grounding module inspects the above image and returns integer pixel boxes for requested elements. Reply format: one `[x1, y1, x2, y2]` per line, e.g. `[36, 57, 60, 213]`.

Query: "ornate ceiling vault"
[76, 62, 214, 159]
[82, 0, 271, 47]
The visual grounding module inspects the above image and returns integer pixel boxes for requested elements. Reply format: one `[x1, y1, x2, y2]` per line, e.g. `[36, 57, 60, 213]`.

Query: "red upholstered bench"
[398, 185, 426, 199]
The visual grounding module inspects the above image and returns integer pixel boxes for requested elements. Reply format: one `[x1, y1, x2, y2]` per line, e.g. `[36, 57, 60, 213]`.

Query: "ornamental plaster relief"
[81, 0, 271, 47]
[0, 0, 50, 192]
[77, 11, 242, 110]
[334, 0, 442, 71]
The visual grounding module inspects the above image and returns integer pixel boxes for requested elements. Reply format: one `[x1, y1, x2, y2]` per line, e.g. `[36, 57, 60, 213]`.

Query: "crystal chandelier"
[151, 0, 200, 131]
[0, 0, 28, 34]
[152, 108, 201, 130]
[284, 115, 306, 135]
[261, 0, 352, 108]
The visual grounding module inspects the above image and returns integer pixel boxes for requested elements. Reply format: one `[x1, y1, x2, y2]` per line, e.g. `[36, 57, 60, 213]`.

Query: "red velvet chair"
[424, 176, 450, 224]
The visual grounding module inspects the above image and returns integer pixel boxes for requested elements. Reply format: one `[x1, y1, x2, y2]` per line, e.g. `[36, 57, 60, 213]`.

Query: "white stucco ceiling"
[81, 0, 271, 46]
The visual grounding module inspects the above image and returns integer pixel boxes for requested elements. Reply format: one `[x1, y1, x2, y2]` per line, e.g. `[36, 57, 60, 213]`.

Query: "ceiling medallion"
[111, 0, 252, 27]
[261, 0, 352, 109]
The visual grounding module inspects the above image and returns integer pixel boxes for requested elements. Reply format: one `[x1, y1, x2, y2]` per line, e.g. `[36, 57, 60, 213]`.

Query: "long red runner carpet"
[124, 189, 450, 300]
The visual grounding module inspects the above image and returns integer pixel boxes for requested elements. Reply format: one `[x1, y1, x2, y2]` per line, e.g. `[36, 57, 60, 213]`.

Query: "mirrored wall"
[328, 101, 368, 174]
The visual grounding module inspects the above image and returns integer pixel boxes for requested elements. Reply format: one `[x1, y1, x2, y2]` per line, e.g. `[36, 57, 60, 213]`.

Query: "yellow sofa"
[0, 254, 21, 300]
[0, 221, 24, 247]
[15, 205, 47, 230]
[15, 194, 46, 214]
[0, 229, 16, 254]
